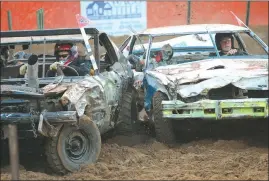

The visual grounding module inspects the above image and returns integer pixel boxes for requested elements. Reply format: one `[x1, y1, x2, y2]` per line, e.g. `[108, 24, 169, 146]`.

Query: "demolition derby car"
[121, 23, 268, 143]
[0, 28, 135, 174]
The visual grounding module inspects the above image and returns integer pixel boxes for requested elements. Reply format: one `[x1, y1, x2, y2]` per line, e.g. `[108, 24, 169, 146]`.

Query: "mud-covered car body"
[120, 24, 268, 143]
[1, 28, 133, 174]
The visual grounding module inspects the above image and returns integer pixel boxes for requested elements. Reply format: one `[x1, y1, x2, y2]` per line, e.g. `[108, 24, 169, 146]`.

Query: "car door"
[98, 32, 120, 66]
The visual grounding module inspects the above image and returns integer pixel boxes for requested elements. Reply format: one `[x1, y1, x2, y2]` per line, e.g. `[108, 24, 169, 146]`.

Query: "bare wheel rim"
[64, 131, 91, 163]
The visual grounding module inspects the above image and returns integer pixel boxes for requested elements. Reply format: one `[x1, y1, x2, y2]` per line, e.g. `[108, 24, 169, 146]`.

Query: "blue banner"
[80, 1, 147, 36]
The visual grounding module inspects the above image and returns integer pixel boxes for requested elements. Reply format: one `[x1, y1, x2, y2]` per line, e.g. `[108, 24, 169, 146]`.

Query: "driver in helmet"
[213, 33, 247, 56]
[46, 42, 94, 77]
[19, 42, 94, 77]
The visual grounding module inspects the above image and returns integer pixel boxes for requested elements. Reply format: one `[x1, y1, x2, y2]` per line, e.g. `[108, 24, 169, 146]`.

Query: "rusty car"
[0, 28, 135, 174]
[120, 23, 268, 144]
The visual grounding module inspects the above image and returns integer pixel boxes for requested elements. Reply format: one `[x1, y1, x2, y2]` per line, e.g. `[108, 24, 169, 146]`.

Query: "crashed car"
[120, 23, 268, 143]
[1, 28, 134, 174]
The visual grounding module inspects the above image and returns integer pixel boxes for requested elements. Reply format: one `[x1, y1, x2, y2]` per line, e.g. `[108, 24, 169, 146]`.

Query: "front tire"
[45, 115, 101, 175]
[152, 91, 175, 144]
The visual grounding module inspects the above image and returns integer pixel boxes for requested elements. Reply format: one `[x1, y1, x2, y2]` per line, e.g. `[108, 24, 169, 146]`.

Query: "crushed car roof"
[139, 24, 249, 36]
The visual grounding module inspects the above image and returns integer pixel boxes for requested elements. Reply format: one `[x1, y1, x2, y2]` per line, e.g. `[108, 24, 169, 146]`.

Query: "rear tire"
[152, 91, 175, 144]
[45, 115, 101, 175]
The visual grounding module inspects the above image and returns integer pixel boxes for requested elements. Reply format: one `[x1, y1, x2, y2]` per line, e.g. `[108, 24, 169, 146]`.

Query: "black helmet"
[215, 33, 235, 50]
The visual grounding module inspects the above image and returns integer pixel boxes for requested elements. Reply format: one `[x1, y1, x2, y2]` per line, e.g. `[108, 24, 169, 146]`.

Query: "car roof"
[139, 24, 249, 36]
[1, 35, 87, 45]
[0, 28, 98, 45]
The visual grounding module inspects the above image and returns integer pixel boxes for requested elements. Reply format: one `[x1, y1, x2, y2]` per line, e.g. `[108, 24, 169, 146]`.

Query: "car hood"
[0, 84, 44, 98]
[146, 58, 268, 98]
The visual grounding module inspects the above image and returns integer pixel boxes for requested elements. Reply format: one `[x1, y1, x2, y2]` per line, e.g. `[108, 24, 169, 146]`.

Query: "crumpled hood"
[146, 58, 268, 98]
[0, 84, 44, 98]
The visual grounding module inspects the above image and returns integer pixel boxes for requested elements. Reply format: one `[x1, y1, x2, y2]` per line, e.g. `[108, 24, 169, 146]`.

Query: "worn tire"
[116, 91, 138, 135]
[153, 91, 175, 144]
[45, 115, 101, 175]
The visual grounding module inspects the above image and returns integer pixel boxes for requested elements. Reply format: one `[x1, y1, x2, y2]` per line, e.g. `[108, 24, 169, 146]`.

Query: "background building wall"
[1, 2, 80, 31]
[1, 1, 268, 34]
[248, 1, 268, 26]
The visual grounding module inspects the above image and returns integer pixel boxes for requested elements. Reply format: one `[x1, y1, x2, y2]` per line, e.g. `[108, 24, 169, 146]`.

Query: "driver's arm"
[19, 64, 27, 76]
[69, 57, 94, 76]
[49, 62, 61, 71]
[236, 49, 248, 55]
[226, 48, 247, 56]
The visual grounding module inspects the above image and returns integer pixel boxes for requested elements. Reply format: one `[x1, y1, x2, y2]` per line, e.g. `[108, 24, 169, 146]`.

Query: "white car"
[120, 23, 268, 144]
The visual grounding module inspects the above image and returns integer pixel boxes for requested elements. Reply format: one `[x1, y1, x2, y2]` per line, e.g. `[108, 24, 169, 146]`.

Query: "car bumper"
[0, 111, 78, 124]
[162, 98, 268, 120]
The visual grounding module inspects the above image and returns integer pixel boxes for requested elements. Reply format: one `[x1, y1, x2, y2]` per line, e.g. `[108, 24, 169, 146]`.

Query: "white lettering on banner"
[80, 1, 147, 36]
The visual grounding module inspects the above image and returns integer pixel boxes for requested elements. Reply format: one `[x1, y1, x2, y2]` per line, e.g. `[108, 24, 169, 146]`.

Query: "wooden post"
[7, 10, 12, 31]
[246, 0, 251, 26]
[8, 124, 20, 180]
[37, 9, 44, 30]
[187, 0, 191, 25]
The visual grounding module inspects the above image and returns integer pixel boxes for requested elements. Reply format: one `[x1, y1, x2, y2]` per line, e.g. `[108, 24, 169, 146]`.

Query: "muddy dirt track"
[1, 120, 268, 180]
[1, 26, 268, 180]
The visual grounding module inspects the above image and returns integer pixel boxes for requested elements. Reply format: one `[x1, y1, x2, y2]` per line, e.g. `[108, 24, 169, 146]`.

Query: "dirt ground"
[1, 119, 268, 180]
[1, 26, 268, 180]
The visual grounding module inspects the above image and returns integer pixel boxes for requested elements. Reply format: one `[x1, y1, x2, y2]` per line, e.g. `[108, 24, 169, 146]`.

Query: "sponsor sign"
[80, 1, 147, 36]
